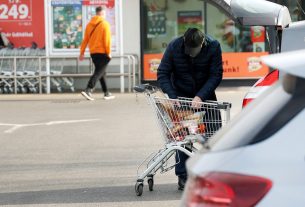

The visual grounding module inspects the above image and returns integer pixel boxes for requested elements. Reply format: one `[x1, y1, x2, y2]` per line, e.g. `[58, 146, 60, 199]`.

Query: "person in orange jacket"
[79, 6, 115, 100]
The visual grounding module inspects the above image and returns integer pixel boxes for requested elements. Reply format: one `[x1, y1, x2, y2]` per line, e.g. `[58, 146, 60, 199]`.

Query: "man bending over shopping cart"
[157, 28, 223, 190]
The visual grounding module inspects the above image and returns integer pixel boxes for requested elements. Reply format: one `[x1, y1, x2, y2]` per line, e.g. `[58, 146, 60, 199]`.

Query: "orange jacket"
[80, 16, 111, 56]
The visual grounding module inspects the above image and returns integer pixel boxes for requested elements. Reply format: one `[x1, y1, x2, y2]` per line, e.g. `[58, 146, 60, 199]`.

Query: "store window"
[143, 0, 204, 53]
[141, 0, 270, 81]
[205, 3, 269, 78]
[142, 0, 205, 80]
[206, 4, 267, 53]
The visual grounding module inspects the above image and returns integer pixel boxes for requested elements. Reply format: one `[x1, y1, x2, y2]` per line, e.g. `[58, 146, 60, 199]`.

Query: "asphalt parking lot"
[0, 87, 249, 207]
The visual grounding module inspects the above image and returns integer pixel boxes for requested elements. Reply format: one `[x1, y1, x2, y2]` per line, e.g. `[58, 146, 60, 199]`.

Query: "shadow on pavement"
[0, 184, 182, 205]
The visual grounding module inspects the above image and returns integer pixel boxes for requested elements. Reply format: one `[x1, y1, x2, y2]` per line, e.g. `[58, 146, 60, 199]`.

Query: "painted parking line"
[0, 119, 100, 134]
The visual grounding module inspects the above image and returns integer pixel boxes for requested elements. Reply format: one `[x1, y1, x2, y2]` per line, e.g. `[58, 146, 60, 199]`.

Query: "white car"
[181, 50, 305, 207]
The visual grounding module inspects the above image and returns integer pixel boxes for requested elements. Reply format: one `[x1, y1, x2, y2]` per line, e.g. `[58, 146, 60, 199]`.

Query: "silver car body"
[182, 49, 305, 206]
[282, 20, 305, 52]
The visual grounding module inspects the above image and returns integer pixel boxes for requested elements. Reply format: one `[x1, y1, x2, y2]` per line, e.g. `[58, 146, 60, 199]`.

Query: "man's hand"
[108, 54, 112, 59]
[79, 54, 84, 61]
[192, 96, 202, 108]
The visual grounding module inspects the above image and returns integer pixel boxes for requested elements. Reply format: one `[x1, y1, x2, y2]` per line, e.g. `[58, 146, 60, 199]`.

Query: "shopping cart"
[134, 84, 231, 196]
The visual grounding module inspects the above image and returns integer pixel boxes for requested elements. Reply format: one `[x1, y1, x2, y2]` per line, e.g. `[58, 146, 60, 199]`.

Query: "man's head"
[96, 6, 106, 17]
[184, 28, 206, 57]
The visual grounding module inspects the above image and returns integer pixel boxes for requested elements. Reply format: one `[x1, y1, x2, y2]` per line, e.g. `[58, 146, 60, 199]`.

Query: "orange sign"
[222, 52, 269, 78]
[143, 52, 270, 80]
[143, 53, 163, 80]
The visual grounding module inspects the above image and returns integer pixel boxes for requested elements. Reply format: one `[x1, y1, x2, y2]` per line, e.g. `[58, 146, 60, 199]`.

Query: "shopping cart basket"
[134, 84, 231, 196]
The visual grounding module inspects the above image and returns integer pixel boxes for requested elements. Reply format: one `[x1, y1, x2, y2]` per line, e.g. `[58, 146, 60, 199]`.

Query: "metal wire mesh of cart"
[150, 96, 232, 143]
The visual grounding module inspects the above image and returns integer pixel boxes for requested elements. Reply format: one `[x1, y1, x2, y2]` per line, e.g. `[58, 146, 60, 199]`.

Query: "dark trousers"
[175, 108, 222, 177]
[175, 150, 189, 178]
[87, 53, 110, 93]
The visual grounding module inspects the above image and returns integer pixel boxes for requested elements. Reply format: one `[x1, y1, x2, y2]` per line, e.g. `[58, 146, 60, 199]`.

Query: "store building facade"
[0, 0, 304, 93]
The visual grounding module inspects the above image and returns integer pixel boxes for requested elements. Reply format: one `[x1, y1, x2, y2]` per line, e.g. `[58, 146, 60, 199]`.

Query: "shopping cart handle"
[133, 84, 157, 93]
[133, 85, 146, 93]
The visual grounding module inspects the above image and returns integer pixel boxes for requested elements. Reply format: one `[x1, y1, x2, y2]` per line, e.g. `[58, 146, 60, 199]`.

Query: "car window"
[250, 76, 305, 144]
[208, 75, 304, 151]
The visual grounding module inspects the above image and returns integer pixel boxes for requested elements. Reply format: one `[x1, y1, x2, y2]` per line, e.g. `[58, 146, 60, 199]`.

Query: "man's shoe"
[178, 176, 187, 191]
[104, 92, 115, 100]
[81, 89, 94, 101]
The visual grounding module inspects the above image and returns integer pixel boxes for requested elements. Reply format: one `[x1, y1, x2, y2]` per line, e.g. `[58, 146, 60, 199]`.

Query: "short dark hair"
[96, 6, 106, 14]
[184, 28, 205, 48]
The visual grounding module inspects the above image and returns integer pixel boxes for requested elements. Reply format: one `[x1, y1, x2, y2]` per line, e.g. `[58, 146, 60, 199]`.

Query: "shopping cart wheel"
[135, 182, 143, 196]
[148, 177, 154, 191]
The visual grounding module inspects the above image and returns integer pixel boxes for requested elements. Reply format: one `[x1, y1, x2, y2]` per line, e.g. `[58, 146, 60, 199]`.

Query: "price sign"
[0, 0, 32, 21]
[0, 0, 44, 48]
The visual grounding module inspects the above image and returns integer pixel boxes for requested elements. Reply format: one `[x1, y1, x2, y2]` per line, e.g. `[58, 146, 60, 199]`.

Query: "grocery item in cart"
[157, 102, 193, 122]
[161, 107, 206, 141]
[183, 111, 206, 121]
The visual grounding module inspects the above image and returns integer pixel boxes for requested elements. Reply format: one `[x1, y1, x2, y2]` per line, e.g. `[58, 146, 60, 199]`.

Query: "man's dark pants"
[87, 53, 110, 93]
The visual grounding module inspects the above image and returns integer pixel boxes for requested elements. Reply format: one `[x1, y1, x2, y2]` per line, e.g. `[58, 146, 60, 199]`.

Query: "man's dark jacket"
[157, 36, 223, 101]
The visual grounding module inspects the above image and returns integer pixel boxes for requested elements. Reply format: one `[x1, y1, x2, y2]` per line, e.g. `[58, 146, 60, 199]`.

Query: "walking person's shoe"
[178, 175, 187, 191]
[81, 88, 94, 101]
[104, 92, 115, 100]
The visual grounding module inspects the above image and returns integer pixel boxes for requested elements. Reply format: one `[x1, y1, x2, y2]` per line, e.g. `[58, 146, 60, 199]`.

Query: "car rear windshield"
[209, 75, 305, 151]
[250, 76, 305, 144]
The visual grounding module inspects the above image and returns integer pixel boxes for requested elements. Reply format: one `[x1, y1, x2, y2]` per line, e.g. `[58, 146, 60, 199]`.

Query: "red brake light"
[255, 70, 279, 87]
[186, 172, 272, 207]
[242, 98, 254, 108]
[242, 70, 279, 108]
